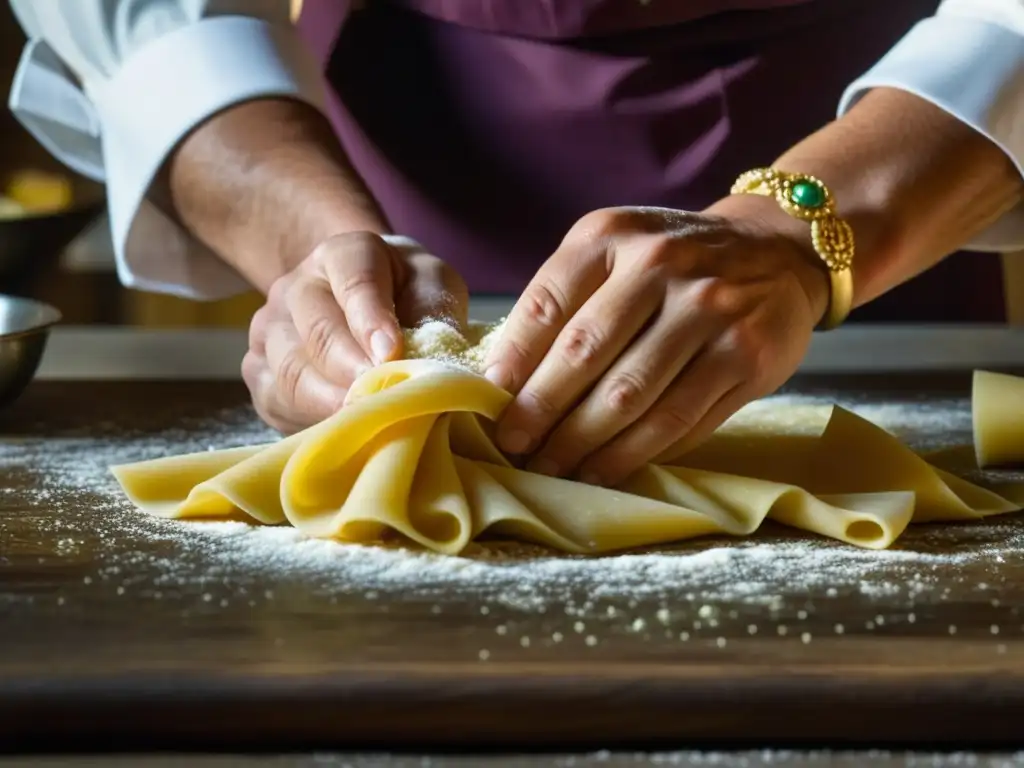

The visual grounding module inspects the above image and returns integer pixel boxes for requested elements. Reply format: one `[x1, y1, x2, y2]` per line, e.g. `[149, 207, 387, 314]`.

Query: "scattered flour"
[5, 380, 1022, 765]
[2, 387, 1021, 625]
[403, 318, 504, 374]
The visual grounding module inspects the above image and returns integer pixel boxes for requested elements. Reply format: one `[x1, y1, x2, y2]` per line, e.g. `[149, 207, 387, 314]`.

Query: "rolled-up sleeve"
[7, 0, 328, 299]
[838, 0, 1024, 253]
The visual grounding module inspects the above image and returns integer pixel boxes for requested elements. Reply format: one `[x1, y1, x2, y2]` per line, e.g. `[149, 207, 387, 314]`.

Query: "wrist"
[769, 88, 1022, 308]
[706, 192, 831, 326]
[164, 98, 390, 293]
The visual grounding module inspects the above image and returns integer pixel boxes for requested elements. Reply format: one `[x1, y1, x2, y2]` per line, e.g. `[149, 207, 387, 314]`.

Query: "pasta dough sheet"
[110, 325, 1024, 554]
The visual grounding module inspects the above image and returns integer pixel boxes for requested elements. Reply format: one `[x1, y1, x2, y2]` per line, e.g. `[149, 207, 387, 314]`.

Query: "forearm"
[162, 98, 390, 293]
[768, 87, 1022, 308]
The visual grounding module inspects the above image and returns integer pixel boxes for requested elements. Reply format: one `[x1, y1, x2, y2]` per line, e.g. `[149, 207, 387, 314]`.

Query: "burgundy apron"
[299, 0, 1005, 323]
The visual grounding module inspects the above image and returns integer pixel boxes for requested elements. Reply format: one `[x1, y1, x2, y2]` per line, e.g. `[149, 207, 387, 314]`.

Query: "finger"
[264, 320, 347, 427]
[526, 296, 713, 476]
[496, 273, 659, 458]
[319, 233, 402, 365]
[286, 275, 373, 383]
[577, 348, 743, 487]
[483, 236, 608, 394]
[396, 252, 470, 330]
[248, 303, 273, 358]
[242, 350, 306, 435]
[653, 386, 755, 466]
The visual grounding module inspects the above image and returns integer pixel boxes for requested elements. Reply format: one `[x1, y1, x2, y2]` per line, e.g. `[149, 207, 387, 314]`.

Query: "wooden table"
[2, 369, 1024, 759]
[4, 753, 1024, 766]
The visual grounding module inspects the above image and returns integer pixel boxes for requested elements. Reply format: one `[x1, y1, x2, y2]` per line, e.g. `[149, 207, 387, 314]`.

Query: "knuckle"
[265, 415, 292, 434]
[266, 275, 292, 309]
[650, 404, 698, 440]
[242, 354, 282, 429]
[241, 349, 260, 376]
[602, 371, 648, 416]
[335, 268, 381, 304]
[305, 242, 333, 273]
[304, 313, 337, 367]
[258, 396, 294, 434]
[559, 323, 604, 369]
[280, 277, 305, 312]
[281, 276, 322, 323]
[571, 208, 621, 240]
[274, 349, 308, 404]
[489, 337, 530, 392]
[519, 281, 569, 329]
[519, 387, 559, 419]
[248, 305, 271, 348]
[500, 336, 531, 368]
[240, 352, 262, 393]
[716, 324, 764, 375]
[342, 230, 385, 251]
[689, 277, 732, 315]
[636, 236, 677, 270]
[313, 230, 379, 261]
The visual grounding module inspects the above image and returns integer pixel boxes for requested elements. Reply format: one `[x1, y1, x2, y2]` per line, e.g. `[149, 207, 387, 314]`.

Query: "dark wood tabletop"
[5, 752, 1024, 767]
[2, 373, 1024, 755]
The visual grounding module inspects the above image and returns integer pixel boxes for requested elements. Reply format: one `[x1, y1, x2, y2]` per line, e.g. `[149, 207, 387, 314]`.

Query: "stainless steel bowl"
[0, 295, 60, 406]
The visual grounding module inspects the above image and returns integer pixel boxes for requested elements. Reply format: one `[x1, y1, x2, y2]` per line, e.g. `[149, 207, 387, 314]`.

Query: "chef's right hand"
[242, 232, 468, 434]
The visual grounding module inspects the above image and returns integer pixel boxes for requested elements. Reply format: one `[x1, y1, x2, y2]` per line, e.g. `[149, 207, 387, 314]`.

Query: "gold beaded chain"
[731, 168, 855, 329]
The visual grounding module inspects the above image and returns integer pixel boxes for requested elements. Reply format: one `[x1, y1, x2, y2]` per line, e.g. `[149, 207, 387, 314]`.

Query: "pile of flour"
[403, 319, 505, 374]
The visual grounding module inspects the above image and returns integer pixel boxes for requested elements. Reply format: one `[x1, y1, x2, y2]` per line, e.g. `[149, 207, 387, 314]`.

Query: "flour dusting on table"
[3, 388, 1021, 638]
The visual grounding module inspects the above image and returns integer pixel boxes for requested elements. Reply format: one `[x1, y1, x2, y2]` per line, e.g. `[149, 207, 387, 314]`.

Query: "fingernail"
[499, 428, 532, 455]
[370, 330, 394, 365]
[529, 457, 560, 477]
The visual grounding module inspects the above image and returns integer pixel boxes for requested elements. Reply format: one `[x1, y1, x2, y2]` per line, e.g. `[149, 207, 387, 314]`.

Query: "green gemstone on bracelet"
[790, 179, 825, 208]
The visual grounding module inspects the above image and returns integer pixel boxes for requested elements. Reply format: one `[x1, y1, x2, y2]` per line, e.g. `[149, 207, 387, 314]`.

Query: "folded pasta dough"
[111, 357, 1024, 554]
[974, 370, 1024, 468]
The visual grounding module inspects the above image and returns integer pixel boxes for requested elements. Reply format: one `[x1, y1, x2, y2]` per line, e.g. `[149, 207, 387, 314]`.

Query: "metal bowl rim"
[0, 296, 62, 340]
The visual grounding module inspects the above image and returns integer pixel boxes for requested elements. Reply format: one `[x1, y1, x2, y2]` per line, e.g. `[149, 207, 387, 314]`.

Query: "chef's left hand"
[483, 196, 831, 486]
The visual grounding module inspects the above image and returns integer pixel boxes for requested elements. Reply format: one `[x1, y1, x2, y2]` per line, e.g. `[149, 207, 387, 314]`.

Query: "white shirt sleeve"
[838, 0, 1024, 253]
[7, 0, 329, 300]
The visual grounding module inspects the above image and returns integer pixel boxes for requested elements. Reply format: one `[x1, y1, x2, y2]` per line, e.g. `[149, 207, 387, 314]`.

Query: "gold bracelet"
[730, 168, 854, 330]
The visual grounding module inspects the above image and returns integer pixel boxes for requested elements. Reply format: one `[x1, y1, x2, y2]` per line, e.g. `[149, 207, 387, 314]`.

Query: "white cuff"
[88, 16, 329, 300]
[839, 15, 1024, 253]
[8, 39, 105, 183]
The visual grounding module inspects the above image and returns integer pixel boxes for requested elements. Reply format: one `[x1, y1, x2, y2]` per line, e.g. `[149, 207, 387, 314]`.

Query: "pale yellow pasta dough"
[110, 327, 1024, 554]
[973, 369, 1024, 468]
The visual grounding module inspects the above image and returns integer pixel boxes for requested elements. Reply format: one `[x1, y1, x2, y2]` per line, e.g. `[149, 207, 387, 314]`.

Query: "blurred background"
[2, 3, 1023, 330]
[0, 5, 263, 330]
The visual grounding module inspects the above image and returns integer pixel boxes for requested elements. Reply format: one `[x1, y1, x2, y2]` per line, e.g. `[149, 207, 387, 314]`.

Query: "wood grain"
[1, 374, 1024, 753]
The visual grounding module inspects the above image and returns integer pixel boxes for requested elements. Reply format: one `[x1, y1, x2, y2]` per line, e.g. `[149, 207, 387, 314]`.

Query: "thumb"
[320, 232, 402, 365]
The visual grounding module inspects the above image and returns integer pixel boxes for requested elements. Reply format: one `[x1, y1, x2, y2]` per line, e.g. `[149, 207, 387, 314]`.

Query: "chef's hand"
[243, 233, 468, 434]
[483, 197, 830, 486]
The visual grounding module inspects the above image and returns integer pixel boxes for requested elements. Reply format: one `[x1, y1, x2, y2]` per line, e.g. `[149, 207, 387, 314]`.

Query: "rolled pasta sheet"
[111, 360, 1024, 553]
[973, 370, 1024, 468]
